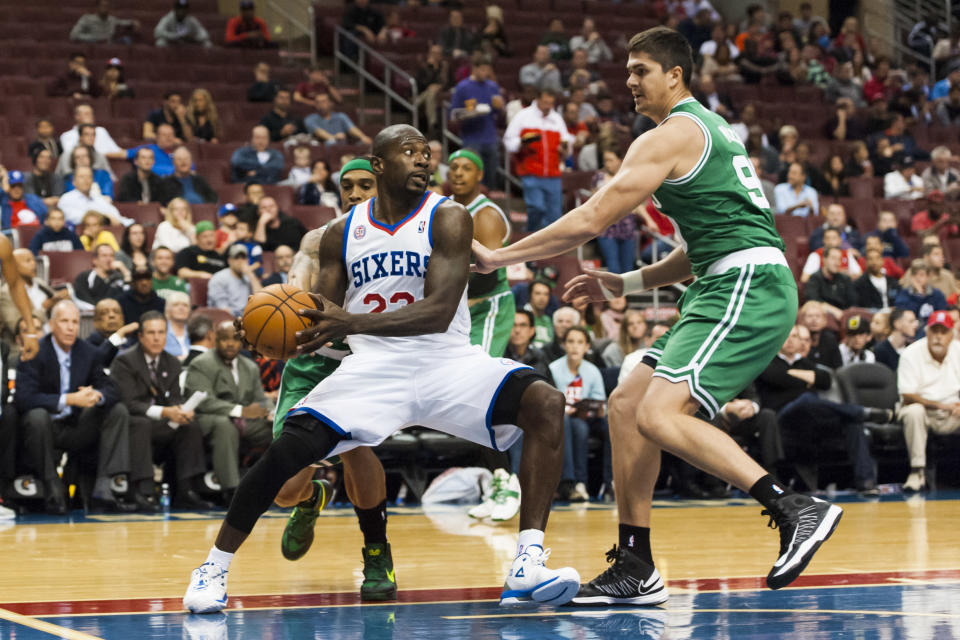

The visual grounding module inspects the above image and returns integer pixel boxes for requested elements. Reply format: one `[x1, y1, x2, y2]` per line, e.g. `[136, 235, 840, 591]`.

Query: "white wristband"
[620, 268, 646, 295]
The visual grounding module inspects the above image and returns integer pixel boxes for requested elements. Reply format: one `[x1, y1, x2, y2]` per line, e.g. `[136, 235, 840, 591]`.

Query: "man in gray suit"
[185, 321, 272, 504]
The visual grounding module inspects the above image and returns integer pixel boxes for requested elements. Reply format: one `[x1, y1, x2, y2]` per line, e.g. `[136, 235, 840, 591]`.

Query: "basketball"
[241, 283, 318, 360]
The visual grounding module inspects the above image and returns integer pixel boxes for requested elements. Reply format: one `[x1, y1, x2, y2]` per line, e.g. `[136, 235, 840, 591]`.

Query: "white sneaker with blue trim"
[183, 562, 229, 613]
[499, 545, 580, 606]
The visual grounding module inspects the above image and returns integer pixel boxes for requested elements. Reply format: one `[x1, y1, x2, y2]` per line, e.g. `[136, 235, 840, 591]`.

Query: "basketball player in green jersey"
[270, 158, 397, 601]
[473, 27, 843, 604]
[448, 149, 516, 357]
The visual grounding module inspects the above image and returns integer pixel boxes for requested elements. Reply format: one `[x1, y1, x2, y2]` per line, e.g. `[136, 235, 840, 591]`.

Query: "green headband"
[340, 158, 373, 176]
[448, 149, 483, 172]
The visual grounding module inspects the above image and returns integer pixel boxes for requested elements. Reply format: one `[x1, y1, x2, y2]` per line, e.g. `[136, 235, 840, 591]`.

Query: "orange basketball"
[241, 283, 318, 360]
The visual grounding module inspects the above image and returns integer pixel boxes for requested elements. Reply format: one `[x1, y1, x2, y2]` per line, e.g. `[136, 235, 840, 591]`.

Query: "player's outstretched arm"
[288, 227, 325, 291]
[0, 236, 38, 360]
[473, 120, 695, 273]
[563, 247, 692, 305]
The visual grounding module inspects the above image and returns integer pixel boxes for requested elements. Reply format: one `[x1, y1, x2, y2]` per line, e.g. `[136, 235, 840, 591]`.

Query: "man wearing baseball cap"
[116, 268, 166, 324]
[839, 314, 876, 366]
[896, 310, 960, 491]
[225, 0, 275, 49]
[0, 169, 48, 228]
[208, 244, 261, 317]
[175, 221, 226, 280]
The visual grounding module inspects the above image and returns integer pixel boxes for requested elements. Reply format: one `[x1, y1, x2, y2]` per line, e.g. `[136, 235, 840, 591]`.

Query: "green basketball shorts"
[645, 262, 797, 418]
[469, 290, 516, 358]
[273, 353, 344, 439]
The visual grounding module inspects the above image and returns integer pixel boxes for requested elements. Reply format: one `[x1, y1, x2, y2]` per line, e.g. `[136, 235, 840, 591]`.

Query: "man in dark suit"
[854, 247, 900, 310]
[183, 313, 215, 367]
[111, 311, 213, 511]
[17, 300, 133, 513]
[87, 298, 140, 366]
[693, 73, 736, 120]
[261, 244, 294, 287]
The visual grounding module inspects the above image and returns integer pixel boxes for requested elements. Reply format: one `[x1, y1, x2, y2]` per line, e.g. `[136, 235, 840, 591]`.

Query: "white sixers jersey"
[342, 191, 471, 354]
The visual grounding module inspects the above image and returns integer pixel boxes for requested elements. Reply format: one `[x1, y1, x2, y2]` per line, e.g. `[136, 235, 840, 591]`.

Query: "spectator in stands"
[215, 204, 239, 252]
[854, 247, 900, 310]
[29, 208, 83, 255]
[935, 84, 960, 126]
[503, 309, 553, 382]
[566, 17, 609, 64]
[592, 150, 638, 274]
[155, 0, 212, 48]
[911, 190, 958, 241]
[153, 197, 197, 254]
[232, 220, 263, 277]
[294, 64, 342, 107]
[825, 97, 867, 141]
[563, 102, 590, 153]
[845, 140, 874, 178]
[85, 298, 137, 363]
[476, 4, 509, 59]
[186, 89, 222, 143]
[99, 58, 134, 100]
[74, 242, 125, 307]
[185, 321, 272, 505]
[175, 221, 225, 280]
[895, 259, 948, 336]
[527, 279, 555, 347]
[64, 144, 115, 200]
[0, 249, 58, 346]
[341, 0, 384, 59]
[806, 246, 857, 315]
[774, 162, 819, 217]
[862, 227, 906, 277]
[247, 62, 279, 103]
[126, 124, 180, 178]
[116, 268, 165, 324]
[839, 314, 875, 366]
[259, 89, 305, 144]
[884, 156, 925, 200]
[58, 168, 130, 228]
[79, 211, 120, 252]
[253, 196, 306, 252]
[143, 92, 192, 143]
[225, 0, 273, 48]
[117, 147, 163, 204]
[756, 324, 883, 494]
[60, 105, 124, 160]
[550, 326, 607, 501]
[600, 309, 646, 368]
[933, 26, 960, 64]
[563, 47, 600, 90]
[519, 45, 562, 93]
[922, 146, 960, 199]
[437, 9, 474, 59]
[29, 119, 62, 164]
[262, 244, 294, 286]
[231, 126, 285, 184]
[0, 169, 47, 229]
[151, 247, 188, 300]
[693, 73, 735, 120]
[897, 311, 960, 491]
[70, 0, 139, 43]
[862, 57, 896, 104]
[599, 296, 625, 341]
[158, 147, 217, 205]
[416, 44, 452, 139]
[819, 154, 849, 197]
[183, 314, 214, 366]
[747, 155, 777, 209]
[279, 146, 312, 189]
[162, 291, 192, 358]
[504, 89, 572, 231]
[56, 129, 116, 186]
[539, 17, 570, 61]
[235, 181, 265, 225]
[17, 300, 133, 514]
[809, 203, 863, 252]
[449, 57, 504, 189]
[47, 52, 100, 99]
[799, 300, 842, 368]
[119, 223, 149, 271]
[542, 306, 579, 362]
[678, 8, 715, 53]
[918, 243, 958, 299]
[931, 62, 960, 100]
[303, 93, 370, 147]
[296, 159, 339, 209]
[874, 113, 929, 161]
[874, 307, 917, 370]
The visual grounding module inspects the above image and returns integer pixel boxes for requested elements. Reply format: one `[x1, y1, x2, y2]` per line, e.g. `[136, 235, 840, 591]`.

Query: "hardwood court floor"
[1, 493, 959, 639]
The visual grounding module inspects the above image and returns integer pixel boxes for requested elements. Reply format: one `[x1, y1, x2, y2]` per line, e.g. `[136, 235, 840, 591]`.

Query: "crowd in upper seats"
[1, 0, 960, 518]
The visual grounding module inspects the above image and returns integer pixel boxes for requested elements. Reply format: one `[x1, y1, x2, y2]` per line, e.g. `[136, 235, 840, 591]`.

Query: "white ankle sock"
[516, 529, 545, 556]
[206, 546, 234, 571]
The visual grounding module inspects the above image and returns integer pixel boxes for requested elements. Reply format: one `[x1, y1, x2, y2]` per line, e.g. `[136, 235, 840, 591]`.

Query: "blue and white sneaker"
[183, 562, 229, 613]
[500, 545, 580, 606]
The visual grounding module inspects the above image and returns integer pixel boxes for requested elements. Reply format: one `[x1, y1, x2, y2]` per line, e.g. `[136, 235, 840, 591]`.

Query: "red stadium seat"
[188, 278, 209, 308]
[289, 206, 338, 230]
[193, 306, 234, 325]
[42, 250, 92, 286]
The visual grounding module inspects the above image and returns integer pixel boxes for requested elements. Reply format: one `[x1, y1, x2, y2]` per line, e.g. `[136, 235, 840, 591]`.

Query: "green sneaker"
[281, 479, 334, 561]
[360, 542, 398, 601]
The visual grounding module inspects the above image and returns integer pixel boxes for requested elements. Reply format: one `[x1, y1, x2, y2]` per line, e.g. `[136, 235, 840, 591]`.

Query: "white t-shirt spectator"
[884, 169, 925, 200]
[152, 221, 193, 254]
[60, 126, 123, 157]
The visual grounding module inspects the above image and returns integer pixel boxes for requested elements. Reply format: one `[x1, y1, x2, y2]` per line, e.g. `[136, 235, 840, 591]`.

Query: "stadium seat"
[289, 206, 338, 230]
[192, 306, 233, 325]
[835, 363, 904, 457]
[188, 278, 209, 308]
[41, 250, 91, 285]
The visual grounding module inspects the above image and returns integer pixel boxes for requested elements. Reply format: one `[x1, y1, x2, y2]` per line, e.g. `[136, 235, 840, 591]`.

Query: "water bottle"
[160, 483, 171, 514]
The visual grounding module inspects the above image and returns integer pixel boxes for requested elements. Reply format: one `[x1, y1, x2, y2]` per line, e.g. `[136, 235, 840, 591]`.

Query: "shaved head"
[372, 124, 426, 157]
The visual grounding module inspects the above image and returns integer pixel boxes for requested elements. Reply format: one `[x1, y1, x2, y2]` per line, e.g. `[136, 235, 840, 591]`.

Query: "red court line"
[6, 569, 960, 617]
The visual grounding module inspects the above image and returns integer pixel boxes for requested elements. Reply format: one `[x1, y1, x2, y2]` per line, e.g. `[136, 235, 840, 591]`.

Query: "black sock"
[619, 524, 653, 565]
[298, 480, 320, 508]
[354, 499, 388, 545]
[749, 474, 792, 510]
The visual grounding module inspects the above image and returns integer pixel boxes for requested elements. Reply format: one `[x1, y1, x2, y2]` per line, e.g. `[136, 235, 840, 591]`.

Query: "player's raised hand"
[471, 239, 498, 274]
[295, 293, 352, 354]
[563, 268, 624, 305]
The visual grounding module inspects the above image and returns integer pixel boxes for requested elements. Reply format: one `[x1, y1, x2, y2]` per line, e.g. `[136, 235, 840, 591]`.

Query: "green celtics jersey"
[465, 194, 511, 299]
[651, 97, 785, 278]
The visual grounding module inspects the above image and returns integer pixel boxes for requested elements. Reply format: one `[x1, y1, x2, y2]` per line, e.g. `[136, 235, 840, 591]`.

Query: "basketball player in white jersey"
[184, 125, 579, 613]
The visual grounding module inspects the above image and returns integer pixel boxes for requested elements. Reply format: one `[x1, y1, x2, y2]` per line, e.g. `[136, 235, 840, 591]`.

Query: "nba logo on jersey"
[354, 225, 366, 240]
[418, 220, 427, 233]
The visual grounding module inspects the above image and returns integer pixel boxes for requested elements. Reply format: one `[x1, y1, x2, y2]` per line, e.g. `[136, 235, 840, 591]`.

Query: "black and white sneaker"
[569, 545, 668, 606]
[764, 494, 843, 590]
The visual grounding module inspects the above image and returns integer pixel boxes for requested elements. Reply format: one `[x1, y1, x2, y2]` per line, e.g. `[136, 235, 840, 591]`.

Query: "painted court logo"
[354, 225, 367, 240]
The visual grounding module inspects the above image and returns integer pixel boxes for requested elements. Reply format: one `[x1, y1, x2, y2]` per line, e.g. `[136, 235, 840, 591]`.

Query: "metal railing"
[333, 26, 419, 129]
[263, 0, 317, 64]
[865, 0, 953, 78]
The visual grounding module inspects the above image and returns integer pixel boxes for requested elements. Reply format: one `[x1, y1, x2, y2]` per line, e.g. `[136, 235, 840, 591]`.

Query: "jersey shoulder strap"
[466, 194, 511, 245]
